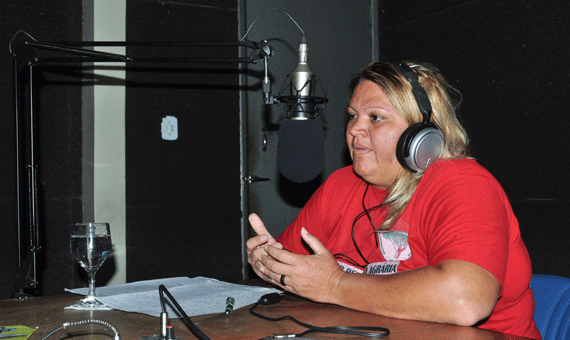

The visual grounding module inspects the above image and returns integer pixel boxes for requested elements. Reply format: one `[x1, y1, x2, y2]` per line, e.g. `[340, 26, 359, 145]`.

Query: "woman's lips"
[352, 143, 370, 154]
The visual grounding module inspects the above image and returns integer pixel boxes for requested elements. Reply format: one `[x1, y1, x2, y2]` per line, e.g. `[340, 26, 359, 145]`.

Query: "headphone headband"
[394, 62, 433, 123]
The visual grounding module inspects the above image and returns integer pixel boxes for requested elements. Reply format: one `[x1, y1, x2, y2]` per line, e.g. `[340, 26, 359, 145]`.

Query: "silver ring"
[280, 274, 286, 286]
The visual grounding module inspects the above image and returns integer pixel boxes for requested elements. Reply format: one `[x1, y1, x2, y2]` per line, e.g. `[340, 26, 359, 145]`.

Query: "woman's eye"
[371, 115, 383, 122]
[347, 113, 356, 120]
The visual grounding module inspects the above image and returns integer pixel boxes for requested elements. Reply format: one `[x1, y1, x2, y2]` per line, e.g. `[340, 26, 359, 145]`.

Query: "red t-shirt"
[277, 159, 541, 339]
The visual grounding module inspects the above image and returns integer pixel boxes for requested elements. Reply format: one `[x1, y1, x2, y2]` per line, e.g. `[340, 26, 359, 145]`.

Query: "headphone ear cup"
[396, 123, 444, 172]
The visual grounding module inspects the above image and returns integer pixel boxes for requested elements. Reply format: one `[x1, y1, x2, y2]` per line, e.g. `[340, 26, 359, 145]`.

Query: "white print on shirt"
[337, 261, 399, 275]
[337, 261, 365, 273]
[377, 231, 412, 261]
[365, 261, 399, 274]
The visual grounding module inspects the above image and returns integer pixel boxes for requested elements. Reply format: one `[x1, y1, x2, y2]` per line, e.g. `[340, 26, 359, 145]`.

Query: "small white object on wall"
[161, 116, 178, 140]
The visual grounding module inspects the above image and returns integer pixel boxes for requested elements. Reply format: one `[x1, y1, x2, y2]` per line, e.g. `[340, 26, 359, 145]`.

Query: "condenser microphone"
[276, 34, 325, 183]
[288, 34, 315, 118]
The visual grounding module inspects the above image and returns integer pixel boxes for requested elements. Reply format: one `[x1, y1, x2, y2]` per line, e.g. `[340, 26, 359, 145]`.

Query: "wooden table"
[1, 293, 527, 339]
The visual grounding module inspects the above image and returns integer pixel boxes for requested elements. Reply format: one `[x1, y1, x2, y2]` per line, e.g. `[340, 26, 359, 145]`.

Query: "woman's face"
[346, 80, 410, 189]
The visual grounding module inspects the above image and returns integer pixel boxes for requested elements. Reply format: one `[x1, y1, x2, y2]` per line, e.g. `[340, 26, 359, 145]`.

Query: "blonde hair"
[349, 61, 469, 230]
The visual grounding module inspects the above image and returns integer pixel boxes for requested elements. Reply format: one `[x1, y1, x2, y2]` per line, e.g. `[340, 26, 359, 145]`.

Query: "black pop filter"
[277, 119, 325, 183]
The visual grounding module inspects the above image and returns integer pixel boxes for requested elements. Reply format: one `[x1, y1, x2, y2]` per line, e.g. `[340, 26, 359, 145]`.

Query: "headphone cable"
[250, 293, 389, 338]
[350, 183, 392, 265]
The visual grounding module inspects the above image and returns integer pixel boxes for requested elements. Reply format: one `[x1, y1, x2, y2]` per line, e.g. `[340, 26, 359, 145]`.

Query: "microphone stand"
[9, 30, 274, 298]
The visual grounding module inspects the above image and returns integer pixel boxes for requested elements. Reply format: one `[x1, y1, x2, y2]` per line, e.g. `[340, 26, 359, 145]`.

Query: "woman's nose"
[348, 117, 368, 136]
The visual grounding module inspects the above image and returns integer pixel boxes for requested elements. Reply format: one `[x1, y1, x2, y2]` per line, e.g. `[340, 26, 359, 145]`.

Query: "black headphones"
[393, 62, 445, 172]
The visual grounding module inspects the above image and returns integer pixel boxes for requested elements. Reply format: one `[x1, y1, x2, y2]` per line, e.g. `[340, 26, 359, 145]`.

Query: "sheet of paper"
[65, 277, 281, 318]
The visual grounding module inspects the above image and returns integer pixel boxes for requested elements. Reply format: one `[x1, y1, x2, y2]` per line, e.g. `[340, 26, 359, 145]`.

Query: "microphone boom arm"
[9, 30, 274, 298]
[10, 31, 275, 65]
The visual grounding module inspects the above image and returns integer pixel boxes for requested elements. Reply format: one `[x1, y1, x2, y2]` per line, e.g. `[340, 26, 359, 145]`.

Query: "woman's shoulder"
[426, 158, 495, 180]
[419, 158, 504, 197]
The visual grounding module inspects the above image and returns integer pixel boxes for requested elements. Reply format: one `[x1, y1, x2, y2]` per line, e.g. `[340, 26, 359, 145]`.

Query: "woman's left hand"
[259, 227, 346, 304]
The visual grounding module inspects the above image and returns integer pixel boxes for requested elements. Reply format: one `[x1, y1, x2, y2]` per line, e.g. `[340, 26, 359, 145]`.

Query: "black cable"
[351, 208, 373, 265]
[333, 204, 378, 268]
[333, 253, 367, 269]
[158, 285, 211, 340]
[157, 286, 389, 339]
[362, 183, 380, 249]
[352, 183, 391, 265]
[250, 294, 389, 338]
[341, 184, 391, 267]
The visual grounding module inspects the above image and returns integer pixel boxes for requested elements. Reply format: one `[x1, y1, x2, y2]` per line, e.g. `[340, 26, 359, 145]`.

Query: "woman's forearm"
[330, 259, 501, 326]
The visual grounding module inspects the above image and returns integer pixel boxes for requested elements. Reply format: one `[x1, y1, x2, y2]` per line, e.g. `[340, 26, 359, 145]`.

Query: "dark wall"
[125, 0, 242, 282]
[378, 0, 570, 277]
[0, 2, 84, 299]
[0, 0, 243, 300]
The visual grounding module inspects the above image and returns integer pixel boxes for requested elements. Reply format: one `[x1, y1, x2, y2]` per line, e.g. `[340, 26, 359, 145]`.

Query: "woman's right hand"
[246, 213, 282, 282]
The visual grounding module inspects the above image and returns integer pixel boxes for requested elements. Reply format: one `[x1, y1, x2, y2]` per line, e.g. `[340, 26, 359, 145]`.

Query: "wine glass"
[69, 222, 112, 309]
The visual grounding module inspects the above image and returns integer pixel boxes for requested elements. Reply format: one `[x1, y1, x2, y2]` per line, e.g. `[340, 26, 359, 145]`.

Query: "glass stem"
[86, 271, 96, 300]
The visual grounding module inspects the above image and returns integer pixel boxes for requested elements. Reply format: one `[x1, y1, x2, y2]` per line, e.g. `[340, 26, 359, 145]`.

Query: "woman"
[247, 61, 541, 339]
